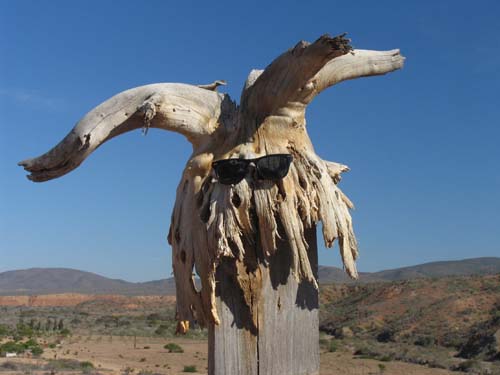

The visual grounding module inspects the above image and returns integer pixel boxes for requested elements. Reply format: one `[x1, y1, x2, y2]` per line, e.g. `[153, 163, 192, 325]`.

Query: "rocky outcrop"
[0, 293, 175, 308]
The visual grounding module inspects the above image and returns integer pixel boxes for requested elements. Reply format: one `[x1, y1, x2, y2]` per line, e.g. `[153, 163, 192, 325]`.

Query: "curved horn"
[307, 49, 405, 102]
[18, 83, 224, 182]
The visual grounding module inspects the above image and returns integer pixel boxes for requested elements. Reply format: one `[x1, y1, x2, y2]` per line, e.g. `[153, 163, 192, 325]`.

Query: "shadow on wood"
[209, 226, 319, 375]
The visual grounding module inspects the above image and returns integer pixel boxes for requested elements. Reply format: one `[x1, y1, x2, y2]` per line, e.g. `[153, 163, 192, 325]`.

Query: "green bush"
[183, 365, 197, 372]
[0, 341, 26, 354]
[15, 325, 33, 338]
[60, 328, 71, 336]
[414, 335, 435, 347]
[80, 361, 94, 369]
[328, 339, 338, 352]
[0, 338, 45, 357]
[0, 324, 10, 337]
[30, 346, 43, 357]
[164, 343, 184, 353]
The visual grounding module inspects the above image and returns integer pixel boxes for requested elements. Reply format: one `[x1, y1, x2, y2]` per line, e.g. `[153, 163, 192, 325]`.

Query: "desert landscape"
[0, 335, 464, 375]
[1, 259, 499, 375]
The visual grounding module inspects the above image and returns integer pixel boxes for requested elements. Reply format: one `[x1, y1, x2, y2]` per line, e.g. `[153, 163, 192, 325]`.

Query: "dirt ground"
[320, 351, 455, 375]
[0, 335, 459, 375]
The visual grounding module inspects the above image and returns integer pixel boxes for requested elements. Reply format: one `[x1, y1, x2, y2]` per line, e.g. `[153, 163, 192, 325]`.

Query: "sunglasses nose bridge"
[247, 161, 259, 177]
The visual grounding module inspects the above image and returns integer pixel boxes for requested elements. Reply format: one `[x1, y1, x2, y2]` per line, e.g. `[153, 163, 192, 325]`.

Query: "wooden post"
[209, 226, 319, 375]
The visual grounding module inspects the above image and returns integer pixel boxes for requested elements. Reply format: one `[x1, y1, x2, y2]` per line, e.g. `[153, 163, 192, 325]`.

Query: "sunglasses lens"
[256, 154, 292, 180]
[213, 159, 249, 185]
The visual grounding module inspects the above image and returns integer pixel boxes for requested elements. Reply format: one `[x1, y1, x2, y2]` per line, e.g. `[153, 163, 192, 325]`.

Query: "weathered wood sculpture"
[20, 34, 404, 374]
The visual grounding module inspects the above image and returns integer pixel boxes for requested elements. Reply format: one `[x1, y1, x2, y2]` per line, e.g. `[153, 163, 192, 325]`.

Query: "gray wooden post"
[208, 226, 319, 375]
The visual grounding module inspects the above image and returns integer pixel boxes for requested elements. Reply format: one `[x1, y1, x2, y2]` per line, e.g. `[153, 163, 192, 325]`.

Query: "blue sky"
[1, 0, 499, 282]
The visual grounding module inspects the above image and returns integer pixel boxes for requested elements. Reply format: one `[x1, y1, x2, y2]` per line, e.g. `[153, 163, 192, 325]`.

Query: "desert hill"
[318, 273, 500, 370]
[0, 268, 175, 296]
[319, 256, 500, 284]
[0, 257, 498, 295]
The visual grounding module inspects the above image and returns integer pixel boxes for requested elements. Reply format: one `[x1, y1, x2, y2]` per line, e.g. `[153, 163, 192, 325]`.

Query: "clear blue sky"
[1, 0, 499, 282]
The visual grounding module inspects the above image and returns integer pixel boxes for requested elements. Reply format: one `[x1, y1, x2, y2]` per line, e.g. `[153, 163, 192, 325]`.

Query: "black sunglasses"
[212, 154, 293, 185]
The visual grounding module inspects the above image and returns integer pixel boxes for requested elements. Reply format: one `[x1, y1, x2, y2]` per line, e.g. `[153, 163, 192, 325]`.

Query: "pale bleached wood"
[19, 33, 405, 375]
[309, 48, 405, 102]
[18, 83, 224, 182]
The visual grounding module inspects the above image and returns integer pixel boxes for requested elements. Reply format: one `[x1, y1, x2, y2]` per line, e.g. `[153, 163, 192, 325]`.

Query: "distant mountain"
[0, 268, 175, 296]
[318, 257, 500, 284]
[1, 257, 498, 295]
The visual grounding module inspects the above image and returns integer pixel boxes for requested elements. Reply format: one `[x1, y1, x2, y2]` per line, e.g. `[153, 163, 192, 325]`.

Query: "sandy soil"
[320, 351, 455, 375]
[1, 335, 457, 375]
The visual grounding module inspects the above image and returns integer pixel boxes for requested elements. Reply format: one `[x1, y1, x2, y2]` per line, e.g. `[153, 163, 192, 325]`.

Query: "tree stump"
[19, 33, 404, 375]
[210, 226, 319, 375]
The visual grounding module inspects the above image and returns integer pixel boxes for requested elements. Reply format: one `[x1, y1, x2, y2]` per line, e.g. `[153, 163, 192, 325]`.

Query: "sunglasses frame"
[212, 154, 293, 185]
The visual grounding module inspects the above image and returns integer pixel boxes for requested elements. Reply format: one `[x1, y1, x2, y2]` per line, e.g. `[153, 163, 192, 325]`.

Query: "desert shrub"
[46, 359, 94, 370]
[0, 324, 10, 337]
[319, 338, 330, 349]
[80, 361, 95, 369]
[427, 361, 447, 369]
[379, 355, 393, 362]
[147, 313, 161, 321]
[354, 344, 378, 360]
[1, 361, 44, 372]
[155, 323, 172, 335]
[164, 343, 184, 353]
[328, 339, 338, 352]
[11, 333, 23, 342]
[0, 341, 26, 354]
[0, 362, 18, 370]
[30, 346, 43, 356]
[376, 329, 395, 343]
[95, 315, 119, 328]
[15, 320, 34, 337]
[452, 359, 482, 372]
[139, 357, 146, 362]
[48, 343, 57, 348]
[441, 331, 466, 349]
[117, 319, 131, 327]
[23, 338, 43, 356]
[60, 327, 71, 336]
[353, 341, 395, 362]
[378, 363, 386, 372]
[183, 365, 197, 372]
[414, 335, 435, 347]
[143, 346, 150, 349]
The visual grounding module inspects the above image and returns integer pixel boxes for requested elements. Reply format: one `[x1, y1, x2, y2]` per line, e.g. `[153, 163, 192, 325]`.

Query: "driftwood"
[20, 34, 404, 374]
